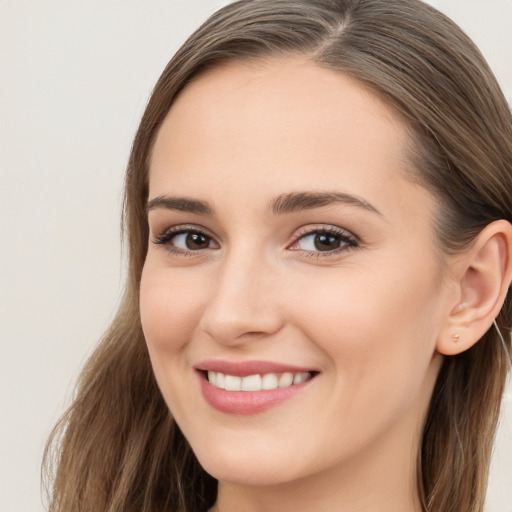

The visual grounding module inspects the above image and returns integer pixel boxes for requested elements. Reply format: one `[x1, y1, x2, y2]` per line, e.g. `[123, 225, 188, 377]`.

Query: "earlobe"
[437, 220, 512, 356]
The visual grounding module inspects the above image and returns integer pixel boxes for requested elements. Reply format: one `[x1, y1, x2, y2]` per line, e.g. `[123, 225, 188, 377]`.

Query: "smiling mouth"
[203, 370, 317, 391]
[197, 365, 319, 414]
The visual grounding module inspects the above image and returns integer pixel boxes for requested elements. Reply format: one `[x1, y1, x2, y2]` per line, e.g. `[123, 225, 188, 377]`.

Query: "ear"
[437, 220, 512, 356]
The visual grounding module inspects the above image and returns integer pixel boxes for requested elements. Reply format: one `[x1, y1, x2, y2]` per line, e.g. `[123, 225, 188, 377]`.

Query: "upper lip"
[195, 359, 317, 377]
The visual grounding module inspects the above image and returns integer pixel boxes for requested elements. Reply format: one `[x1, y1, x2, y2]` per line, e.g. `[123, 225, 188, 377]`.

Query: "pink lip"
[195, 360, 318, 415]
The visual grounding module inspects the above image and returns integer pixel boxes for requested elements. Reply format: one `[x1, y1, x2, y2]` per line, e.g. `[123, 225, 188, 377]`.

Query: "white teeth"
[207, 371, 312, 391]
[216, 371, 225, 389]
[293, 372, 309, 384]
[224, 375, 242, 391]
[262, 373, 279, 390]
[278, 372, 293, 387]
[241, 374, 262, 391]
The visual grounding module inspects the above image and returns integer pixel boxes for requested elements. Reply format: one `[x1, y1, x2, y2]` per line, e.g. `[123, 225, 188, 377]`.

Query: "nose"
[199, 251, 285, 346]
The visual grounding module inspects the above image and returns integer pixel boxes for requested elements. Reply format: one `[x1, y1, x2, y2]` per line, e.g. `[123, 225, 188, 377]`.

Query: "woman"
[44, 0, 512, 511]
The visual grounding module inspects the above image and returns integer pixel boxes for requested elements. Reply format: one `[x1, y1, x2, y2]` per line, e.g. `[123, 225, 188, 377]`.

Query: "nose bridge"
[200, 245, 283, 344]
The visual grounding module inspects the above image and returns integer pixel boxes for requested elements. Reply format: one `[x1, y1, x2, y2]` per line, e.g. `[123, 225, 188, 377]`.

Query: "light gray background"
[0, 1, 510, 511]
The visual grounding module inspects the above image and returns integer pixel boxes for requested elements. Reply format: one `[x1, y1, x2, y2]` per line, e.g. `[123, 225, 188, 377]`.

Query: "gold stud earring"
[451, 333, 461, 343]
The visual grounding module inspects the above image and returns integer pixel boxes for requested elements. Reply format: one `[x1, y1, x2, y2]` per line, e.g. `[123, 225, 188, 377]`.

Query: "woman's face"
[140, 59, 450, 487]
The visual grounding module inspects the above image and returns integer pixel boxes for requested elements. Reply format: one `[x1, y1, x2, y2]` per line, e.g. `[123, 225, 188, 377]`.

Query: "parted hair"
[43, 1, 512, 511]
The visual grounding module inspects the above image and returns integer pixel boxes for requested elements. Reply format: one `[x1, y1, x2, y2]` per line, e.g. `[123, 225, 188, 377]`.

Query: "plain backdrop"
[0, 1, 511, 511]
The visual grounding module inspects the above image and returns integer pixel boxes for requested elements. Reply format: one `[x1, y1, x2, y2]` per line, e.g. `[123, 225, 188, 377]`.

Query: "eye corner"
[151, 224, 220, 256]
[287, 224, 359, 257]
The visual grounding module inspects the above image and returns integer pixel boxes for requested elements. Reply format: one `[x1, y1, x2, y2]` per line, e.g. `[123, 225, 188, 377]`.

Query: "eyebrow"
[269, 191, 381, 216]
[146, 191, 381, 217]
[146, 195, 214, 215]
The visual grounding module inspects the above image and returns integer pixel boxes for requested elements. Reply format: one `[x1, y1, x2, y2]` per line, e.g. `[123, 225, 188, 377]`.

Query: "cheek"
[139, 262, 213, 418]
[139, 263, 207, 357]
[291, 259, 443, 391]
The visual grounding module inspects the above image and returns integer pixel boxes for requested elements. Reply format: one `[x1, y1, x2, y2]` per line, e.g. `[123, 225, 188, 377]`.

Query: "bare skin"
[140, 58, 512, 511]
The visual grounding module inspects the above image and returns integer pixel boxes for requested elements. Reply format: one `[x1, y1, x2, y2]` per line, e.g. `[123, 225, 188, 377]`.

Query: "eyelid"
[287, 224, 359, 256]
[152, 224, 219, 255]
[293, 224, 356, 239]
[153, 223, 216, 241]
[151, 222, 358, 258]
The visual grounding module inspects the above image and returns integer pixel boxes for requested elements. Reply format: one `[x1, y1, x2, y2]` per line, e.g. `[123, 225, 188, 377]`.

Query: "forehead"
[149, 58, 427, 221]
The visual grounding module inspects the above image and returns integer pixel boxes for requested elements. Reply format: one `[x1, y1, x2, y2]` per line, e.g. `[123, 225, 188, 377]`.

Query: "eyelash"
[290, 225, 358, 258]
[153, 225, 216, 257]
[152, 224, 359, 258]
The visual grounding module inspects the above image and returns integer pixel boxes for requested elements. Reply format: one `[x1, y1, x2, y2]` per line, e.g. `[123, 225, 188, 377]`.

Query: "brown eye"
[183, 232, 212, 250]
[296, 230, 353, 252]
[313, 233, 343, 251]
[153, 228, 218, 253]
[288, 226, 358, 256]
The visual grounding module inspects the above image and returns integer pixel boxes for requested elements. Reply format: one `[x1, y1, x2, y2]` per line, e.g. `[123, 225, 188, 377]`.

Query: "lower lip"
[198, 373, 314, 415]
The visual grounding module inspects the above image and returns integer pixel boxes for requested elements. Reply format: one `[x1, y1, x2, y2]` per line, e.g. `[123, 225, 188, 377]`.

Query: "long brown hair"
[43, 1, 512, 511]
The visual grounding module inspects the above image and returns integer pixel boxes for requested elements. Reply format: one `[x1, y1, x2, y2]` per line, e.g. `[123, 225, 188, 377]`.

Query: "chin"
[190, 434, 305, 486]
[201, 457, 295, 487]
